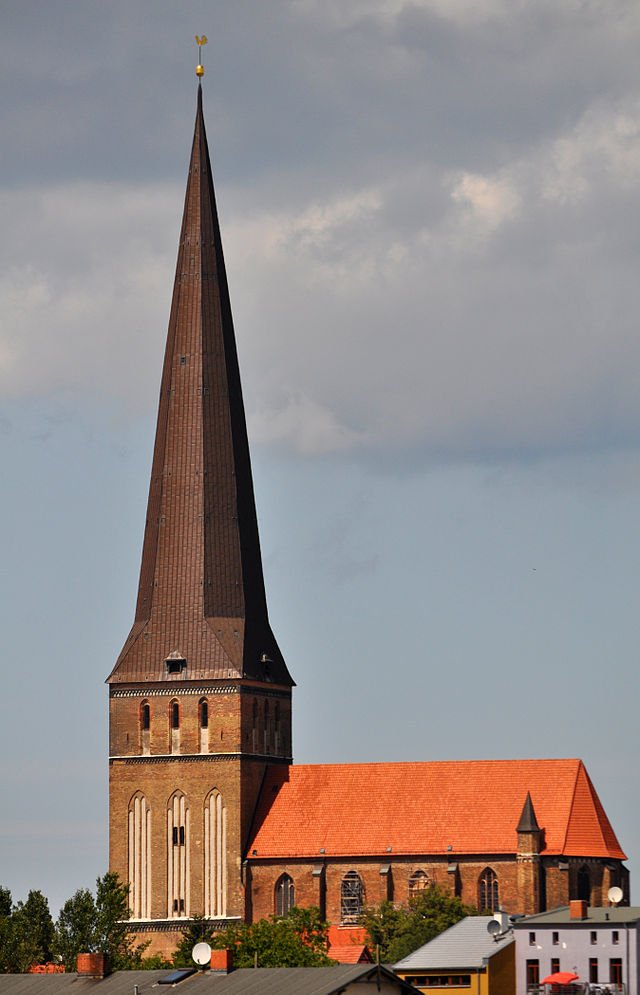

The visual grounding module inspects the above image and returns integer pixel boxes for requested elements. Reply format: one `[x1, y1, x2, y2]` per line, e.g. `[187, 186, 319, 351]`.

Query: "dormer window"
[166, 653, 187, 675]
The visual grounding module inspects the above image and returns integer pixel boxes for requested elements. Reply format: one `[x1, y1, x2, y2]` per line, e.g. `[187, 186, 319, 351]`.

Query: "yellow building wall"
[396, 940, 514, 995]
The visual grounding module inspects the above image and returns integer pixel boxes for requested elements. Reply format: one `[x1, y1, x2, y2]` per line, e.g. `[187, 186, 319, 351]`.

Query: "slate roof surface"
[247, 759, 626, 859]
[394, 916, 513, 971]
[0, 968, 419, 995]
[515, 906, 640, 926]
[108, 86, 291, 687]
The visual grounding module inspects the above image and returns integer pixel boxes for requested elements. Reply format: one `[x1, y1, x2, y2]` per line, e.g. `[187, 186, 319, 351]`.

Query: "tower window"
[166, 655, 187, 675]
[170, 700, 180, 729]
[140, 701, 150, 731]
[199, 698, 208, 728]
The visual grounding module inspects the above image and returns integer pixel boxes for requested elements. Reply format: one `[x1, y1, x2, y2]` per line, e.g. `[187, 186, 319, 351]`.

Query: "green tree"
[362, 884, 477, 962]
[0, 890, 56, 972]
[173, 907, 334, 969]
[54, 873, 147, 971]
[55, 889, 97, 970]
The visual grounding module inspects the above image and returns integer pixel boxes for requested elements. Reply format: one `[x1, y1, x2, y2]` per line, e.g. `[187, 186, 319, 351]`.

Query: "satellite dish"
[608, 886, 623, 906]
[192, 942, 212, 967]
[487, 919, 502, 937]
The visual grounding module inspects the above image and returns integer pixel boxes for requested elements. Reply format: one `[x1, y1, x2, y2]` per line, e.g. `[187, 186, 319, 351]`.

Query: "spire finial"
[195, 35, 208, 78]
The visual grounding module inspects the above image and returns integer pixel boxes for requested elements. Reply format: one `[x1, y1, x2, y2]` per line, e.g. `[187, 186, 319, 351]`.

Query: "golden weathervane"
[195, 35, 208, 78]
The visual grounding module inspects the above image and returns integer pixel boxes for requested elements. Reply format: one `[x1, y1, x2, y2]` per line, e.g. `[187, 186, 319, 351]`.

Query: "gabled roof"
[247, 760, 626, 860]
[394, 916, 513, 971]
[107, 86, 292, 687]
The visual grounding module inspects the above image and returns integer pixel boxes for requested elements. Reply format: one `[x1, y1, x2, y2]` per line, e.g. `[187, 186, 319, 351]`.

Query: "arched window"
[204, 789, 227, 918]
[199, 698, 209, 753]
[167, 791, 189, 918]
[478, 868, 499, 912]
[199, 698, 208, 728]
[275, 874, 295, 918]
[128, 792, 151, 919]
[170, 700, 180, 729]
[140, 701, 150, 731]
[577, 865, 591, 903]
[140, 701, 150, 756]
[341, 870, 364, 923]
[408, 869, 429, 900]
[274, 702, 281, 753]
[169, 699, 180, 753]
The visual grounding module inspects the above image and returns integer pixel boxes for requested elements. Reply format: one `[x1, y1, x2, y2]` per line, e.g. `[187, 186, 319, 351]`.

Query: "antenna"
[192, 942, 212, 967]
[608, 886, 623, 906]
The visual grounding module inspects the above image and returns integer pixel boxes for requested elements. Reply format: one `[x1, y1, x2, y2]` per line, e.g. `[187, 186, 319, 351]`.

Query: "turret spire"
[108, 87, 292, 687]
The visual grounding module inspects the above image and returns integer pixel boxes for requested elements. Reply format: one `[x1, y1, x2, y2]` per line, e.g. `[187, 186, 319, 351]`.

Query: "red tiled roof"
[329, 945, 371, 964]
[247, 760, 625, 860]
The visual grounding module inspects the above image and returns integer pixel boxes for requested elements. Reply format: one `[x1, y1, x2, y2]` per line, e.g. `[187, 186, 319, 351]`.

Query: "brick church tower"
[106, 81, 294, 953]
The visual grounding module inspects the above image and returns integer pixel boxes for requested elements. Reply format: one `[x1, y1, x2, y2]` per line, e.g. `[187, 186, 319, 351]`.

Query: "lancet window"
[478, 867, 499, 912]
[128, 792, 151, 919]
[275, 874, 295, 918]
[204, 789, 227, 917]
[167, 792, 189, 917]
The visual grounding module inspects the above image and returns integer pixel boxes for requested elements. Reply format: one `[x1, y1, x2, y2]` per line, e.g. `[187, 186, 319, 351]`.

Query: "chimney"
[210, 949, 233, 974]
[569, 900, 588, 920]
[76, 953, 110, 978]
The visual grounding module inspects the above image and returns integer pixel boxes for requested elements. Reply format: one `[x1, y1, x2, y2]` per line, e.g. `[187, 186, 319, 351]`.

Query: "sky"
[1, 0, 640, 916]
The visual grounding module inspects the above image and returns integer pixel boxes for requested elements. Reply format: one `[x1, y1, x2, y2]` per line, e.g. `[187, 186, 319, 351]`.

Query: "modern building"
[394, 916, 514, 995]
[106, 71, 629, 958]
[513, 901, 640, 994]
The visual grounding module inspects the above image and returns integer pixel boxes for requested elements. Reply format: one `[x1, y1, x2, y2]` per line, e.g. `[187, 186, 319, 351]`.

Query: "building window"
[341, 871, 364, 923]
[140, 701, 150, 731]
[478, 868, 499, 913]
[552, 932, 559, 946]
[529, 932, 536, 946]
[526, 960, 539, 988]
[550, 959, 560, 975]
[199, 698, 208, 728]
[610, 959, 622, 985]
[409, 870, 429, 900]
[612, 930, 619, 945]
[577, 864, 591, 903]
[128, 792, 151, 919]
[275, 874, 295, 918]
[204, 789, 226, 918]
[590, 931, 597, 945]
[167, 792, 189, 918]
[589, 959, 598, 983]
[170, 700, 180, 729]
[165, 655, 186, 675]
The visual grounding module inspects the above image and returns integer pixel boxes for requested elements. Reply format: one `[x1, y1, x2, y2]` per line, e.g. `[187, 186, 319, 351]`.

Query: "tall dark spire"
[108, 86, 292, 686]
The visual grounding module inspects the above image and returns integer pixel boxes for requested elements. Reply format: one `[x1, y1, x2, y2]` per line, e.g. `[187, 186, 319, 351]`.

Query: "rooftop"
[248, 759, 626, 859]
[394, 916, 513, 971]
[515, 906, 640, 926]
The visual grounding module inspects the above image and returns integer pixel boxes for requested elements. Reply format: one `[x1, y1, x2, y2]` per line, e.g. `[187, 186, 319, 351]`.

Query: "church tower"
[107, 79, 294, 952]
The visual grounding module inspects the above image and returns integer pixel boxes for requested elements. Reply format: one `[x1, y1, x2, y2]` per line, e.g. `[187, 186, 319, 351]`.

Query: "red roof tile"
[328, 946, 371, 965]
[247, 760, 625, 860]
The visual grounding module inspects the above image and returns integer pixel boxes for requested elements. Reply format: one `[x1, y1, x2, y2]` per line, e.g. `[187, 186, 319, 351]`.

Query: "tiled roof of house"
[247, 759, 625, 860]
[394, 916, 513, 971]
[329, 946, 371, 964]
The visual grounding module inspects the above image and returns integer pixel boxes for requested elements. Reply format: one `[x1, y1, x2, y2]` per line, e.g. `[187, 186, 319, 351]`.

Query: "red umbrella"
[541, 972, 580, 985]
